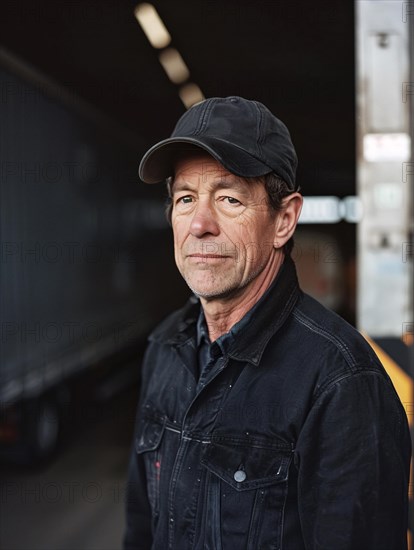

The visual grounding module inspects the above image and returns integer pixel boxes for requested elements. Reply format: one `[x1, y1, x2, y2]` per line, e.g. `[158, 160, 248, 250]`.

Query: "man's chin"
[185, 280, 244, 302]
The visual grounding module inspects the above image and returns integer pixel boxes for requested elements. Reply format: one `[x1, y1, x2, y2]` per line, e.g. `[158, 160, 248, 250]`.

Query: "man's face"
[171, 154, 282, 300]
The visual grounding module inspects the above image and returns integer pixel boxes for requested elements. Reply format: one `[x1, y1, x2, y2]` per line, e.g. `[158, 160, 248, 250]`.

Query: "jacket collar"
[150, 256, 301, 366]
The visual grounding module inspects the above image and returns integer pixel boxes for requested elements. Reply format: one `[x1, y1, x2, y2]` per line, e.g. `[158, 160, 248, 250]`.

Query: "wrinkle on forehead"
[173, 176, 254, 198]
[174, 154, 230, 181]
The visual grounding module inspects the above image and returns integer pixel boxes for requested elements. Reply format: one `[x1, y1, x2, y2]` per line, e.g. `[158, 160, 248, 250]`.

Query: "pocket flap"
[201, 435, 292, 491]
[135, 416, 166, 453]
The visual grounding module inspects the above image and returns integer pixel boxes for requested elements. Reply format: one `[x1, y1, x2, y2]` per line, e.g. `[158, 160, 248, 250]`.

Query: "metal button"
[234, 470, 246, 482]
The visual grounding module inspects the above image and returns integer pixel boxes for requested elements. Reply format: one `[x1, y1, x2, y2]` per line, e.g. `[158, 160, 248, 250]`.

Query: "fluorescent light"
[342, 196, 363, 223]
[299, 197, 341, 224]
[159, 48, 190, 84]
[363, 133, 411, 162]
[298, 196, 362, 224]
[134, 3, 171, 49]
[178, 83, 205, 109]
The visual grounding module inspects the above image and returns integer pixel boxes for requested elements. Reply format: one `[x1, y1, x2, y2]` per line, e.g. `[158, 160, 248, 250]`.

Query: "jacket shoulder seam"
[292, 308, 357, 370]
[312, 367, 389, 404]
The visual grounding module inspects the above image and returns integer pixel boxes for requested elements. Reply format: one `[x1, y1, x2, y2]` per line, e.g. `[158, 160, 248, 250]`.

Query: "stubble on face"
[171, 155, 281, 304]
[182, 241, 277, 301]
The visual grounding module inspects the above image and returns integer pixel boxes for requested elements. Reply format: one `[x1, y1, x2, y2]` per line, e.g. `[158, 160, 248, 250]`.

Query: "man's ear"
[273, 193, 303, 248]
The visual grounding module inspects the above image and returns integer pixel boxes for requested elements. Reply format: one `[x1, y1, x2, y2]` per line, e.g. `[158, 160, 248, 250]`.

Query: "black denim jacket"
[123, 257, 411, 550]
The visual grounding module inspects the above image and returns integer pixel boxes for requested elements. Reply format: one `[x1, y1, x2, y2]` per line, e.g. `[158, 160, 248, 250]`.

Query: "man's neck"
[200, 252, 285, 342]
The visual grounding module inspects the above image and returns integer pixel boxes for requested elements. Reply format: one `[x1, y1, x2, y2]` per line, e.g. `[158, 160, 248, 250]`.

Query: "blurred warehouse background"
[0, 1, 412, 549]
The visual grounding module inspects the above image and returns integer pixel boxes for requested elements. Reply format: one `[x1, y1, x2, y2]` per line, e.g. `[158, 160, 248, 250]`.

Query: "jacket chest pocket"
[201, 436, 293, 550]
[135, 416, 166, 518]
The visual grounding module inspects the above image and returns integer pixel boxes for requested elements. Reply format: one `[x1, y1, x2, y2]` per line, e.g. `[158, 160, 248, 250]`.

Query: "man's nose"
[189, 201, 220, 238]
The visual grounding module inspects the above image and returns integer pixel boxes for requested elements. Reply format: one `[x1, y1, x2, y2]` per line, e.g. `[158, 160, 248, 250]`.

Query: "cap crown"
[139, 96, 298, 188]
[171, 96, 298, 188]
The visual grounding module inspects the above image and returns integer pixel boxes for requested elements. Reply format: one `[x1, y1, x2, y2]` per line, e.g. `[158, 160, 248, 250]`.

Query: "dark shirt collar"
[196, 308, 210, 348]
[227, 256, 300, 364]
[151, 256, 301, 366]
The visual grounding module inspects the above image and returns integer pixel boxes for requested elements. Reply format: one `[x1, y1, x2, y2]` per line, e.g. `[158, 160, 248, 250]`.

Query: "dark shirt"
[196, 285, 269, 383]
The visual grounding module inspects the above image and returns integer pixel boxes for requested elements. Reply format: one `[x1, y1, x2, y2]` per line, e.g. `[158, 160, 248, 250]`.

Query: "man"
[123, 96, 411, 550]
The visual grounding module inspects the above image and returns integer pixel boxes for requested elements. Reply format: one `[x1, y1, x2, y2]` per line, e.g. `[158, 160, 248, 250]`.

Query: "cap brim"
[138, 136, 273, 183]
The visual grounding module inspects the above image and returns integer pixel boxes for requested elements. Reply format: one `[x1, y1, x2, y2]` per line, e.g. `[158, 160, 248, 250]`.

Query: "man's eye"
[224, 196, 241, 205]
[178, 196, 193, 204]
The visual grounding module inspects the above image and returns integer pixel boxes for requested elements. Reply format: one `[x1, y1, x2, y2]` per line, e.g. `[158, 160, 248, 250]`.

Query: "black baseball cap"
[139, 96, 298, 190]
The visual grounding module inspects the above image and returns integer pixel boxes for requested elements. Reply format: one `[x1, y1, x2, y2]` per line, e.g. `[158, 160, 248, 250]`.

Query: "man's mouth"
[188, 254, 229, 258]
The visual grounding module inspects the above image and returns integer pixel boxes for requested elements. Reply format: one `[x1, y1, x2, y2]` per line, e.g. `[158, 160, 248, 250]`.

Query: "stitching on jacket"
[310, 367, 381, 404]
[292, 309, 357, 369]
[231, 281, 300, 366]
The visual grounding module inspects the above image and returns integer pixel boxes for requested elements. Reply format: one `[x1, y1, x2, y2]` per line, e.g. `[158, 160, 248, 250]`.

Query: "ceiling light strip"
[134, 3, 205, 108]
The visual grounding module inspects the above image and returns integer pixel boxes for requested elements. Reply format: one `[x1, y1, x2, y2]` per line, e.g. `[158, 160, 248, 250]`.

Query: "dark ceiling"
[0, 0, 355, 195]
